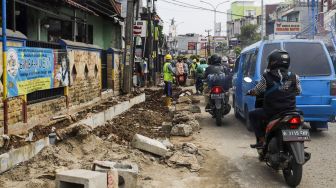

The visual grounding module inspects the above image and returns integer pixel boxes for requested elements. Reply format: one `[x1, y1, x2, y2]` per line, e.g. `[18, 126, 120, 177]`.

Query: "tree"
[234, 46, 242, 56]
[238, 24, 261, 47]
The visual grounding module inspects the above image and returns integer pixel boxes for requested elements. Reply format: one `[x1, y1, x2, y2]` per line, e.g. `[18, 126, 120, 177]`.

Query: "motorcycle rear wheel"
[283, 160, 303, 187]
[215, 109, 222, 126]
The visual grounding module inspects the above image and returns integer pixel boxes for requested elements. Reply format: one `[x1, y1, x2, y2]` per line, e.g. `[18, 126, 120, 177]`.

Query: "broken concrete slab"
[131, 134, 168, 157]
[167, 151, 201, 172]
[182, 143, 198, 154]
[161, 122, 173, 135]
[190, 96, 201, 104]
[55, 169, 107, 188]
[175, 103, 190, 112]
[186, 119, 200, 131]
[189, 105, 201, 113]
[93, 161, 138, 188]
[177, 96, 192, 104]
[170, 124, 193, 137]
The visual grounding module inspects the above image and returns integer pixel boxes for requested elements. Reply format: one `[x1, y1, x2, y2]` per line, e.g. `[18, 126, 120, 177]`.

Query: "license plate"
[211, 93, 224, 99]
[282, 129, 310, 141]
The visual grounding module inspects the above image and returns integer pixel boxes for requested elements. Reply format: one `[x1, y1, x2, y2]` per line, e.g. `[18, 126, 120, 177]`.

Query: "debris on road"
[171, 124, 193, 137]
[177, 96, 192, 104]
[167, 151, 201, 172]
[182, 143, 198, 155]
[132, 134, 168, 157]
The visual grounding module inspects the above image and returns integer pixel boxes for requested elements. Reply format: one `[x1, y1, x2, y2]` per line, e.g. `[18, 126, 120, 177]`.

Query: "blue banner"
[6, 47, 55, 97]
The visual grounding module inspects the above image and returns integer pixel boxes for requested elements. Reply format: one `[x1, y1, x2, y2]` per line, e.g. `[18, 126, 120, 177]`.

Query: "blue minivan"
[232, 39, 336, 131]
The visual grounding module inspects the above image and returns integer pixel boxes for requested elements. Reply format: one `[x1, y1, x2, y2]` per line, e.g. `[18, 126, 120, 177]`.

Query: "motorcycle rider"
[247, 49, 302, 148]
[204, 54, 226, 109]
[195, 58, 208, 94]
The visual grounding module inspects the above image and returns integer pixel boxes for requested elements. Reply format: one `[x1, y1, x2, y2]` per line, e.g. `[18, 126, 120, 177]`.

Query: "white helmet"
[222, 56, 228, 62]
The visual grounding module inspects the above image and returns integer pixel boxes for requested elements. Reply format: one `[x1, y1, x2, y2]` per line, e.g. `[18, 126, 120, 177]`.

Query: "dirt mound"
[94, 89, 171, 143]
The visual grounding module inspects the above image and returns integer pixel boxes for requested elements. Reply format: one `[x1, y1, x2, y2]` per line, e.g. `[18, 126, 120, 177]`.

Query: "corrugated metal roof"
[0, 28, 27, 39]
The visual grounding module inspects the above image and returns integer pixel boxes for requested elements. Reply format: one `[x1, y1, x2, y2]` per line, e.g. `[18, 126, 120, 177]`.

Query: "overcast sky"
[156, 0, 284, 36]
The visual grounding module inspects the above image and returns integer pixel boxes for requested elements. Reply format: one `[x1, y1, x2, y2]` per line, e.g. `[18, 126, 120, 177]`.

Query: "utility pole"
[147, 0, 154, 86]
[205, 29, 211, 56]
[123, 0, 135, 93]
[2, 0, 8, 134]
[261, 0, 264, 39]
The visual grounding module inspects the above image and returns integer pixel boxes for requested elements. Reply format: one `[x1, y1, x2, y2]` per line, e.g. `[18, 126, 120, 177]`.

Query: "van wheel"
[244, 106, 253, 132]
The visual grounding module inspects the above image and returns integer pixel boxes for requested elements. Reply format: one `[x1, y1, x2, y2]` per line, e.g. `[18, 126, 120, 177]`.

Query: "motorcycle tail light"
[211, 86, 223, 94]
[331, 80, 336, 96]
[288, 117, 301, 129]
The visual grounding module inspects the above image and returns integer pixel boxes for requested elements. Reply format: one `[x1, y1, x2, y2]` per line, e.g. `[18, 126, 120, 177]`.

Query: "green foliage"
[234, 46, 242, 56]
[238, 24, 261, 47]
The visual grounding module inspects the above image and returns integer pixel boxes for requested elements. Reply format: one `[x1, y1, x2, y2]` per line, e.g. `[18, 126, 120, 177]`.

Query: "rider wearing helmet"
[195, 58, 208, 94]
[163, 54, 175, 106]
[204, 54, 227, 109]
[248, 49, 302, 148]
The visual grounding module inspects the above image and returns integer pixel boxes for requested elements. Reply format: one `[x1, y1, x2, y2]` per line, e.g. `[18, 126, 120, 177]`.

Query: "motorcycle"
[205, 86, 231, 126]
[246, 84, 311, 187]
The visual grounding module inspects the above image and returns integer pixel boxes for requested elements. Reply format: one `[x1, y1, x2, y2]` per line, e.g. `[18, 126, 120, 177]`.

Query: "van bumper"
[297, 99, 336, 122]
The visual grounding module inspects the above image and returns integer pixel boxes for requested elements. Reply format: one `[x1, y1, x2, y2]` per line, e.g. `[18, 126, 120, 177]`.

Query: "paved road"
[195, 100, 336, 188]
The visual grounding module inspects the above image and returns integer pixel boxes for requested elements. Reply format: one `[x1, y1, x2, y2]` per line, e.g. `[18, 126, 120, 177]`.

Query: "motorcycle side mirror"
[244, 77, 252, 83]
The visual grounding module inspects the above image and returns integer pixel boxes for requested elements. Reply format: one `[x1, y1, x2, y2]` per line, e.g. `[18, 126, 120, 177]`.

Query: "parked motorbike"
[205, 86, 231, 126]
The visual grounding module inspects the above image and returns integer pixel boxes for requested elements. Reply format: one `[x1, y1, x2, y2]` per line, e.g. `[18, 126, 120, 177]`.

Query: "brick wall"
[27, 97, 66, 122]
[68, 49, 102, 107]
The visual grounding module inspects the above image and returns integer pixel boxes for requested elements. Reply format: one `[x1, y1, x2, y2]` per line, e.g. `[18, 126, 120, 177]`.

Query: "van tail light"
[211, 86, 223, 94]
[331, 80, 336, 96]
[288, 117, 301, 129]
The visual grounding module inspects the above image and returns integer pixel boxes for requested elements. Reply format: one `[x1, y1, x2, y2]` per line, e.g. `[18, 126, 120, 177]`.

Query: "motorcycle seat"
[270, 109, 303, 121]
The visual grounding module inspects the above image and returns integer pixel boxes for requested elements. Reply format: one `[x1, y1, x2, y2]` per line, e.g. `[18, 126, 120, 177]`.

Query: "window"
[27, 87, 64, 104]
[243, 53, 252, 76]
[234, 56, 240, 73]
[47, 18, 72, 42]
[243, 50, 258, 77]
[247, 50, 258, 77]
[284, 42, 331, 76]
[260, 43, 281, 74]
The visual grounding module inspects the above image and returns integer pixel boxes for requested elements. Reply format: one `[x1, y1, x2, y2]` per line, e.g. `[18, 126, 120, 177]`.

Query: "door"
[242, 50, 258, 112]
[236, 53, 249, 111]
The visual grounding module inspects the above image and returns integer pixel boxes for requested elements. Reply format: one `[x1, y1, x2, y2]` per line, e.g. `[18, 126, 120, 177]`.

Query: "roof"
[241, 39, 325, 53]
[63, 0, 122, 18]
[59, 39, 102, 50]
[0, 28, 27, 39]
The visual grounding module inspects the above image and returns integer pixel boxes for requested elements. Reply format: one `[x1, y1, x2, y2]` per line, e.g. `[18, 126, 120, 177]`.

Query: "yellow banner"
[17, 77, 51, 95]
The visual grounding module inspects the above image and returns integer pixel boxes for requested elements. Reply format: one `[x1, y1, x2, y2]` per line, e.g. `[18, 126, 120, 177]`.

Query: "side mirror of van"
[244, 77, 252, 83]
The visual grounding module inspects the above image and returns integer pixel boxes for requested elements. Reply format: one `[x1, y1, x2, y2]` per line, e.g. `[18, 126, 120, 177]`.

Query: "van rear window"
[284, 42, 331, 76]
[260, 43, 281, 73]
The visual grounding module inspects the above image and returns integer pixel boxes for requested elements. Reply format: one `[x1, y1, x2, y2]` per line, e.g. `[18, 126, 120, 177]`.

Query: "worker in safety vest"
[163, 54, 175, 106]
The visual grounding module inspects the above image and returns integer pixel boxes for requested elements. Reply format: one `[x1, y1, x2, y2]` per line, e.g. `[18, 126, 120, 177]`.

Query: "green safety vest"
[163, 62, 173, 82]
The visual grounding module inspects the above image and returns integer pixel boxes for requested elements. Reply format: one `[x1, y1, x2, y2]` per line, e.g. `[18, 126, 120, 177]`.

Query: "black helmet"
[200, 58, 206, 64]
[267, 49, 290, 70]
[209, 54, 221, 65]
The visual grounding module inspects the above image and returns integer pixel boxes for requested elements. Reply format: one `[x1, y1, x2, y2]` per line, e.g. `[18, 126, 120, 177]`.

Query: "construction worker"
[190, 59, 198, 79]
[163, 54, 175, 106]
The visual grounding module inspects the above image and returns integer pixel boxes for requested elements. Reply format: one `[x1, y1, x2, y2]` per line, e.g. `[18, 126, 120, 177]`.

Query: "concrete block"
[104, 107, 115, 121]
[92, 112, 105, 128]
[56, 169, 107, 188]
[0, 153, 9, 173]
[131, 134, 168, 157]
[93, 161, 138, 188]
[171, 124, 193, 137]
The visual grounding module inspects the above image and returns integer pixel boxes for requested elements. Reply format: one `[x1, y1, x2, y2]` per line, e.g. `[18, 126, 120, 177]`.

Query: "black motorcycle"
[254, 110, 311, 187]
[206, 86, 231, 126]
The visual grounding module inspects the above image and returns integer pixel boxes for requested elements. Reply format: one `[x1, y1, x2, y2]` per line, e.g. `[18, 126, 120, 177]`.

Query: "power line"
[161, 0, 263, 20]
